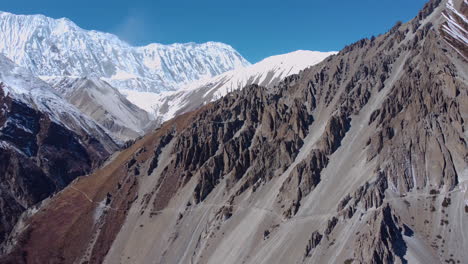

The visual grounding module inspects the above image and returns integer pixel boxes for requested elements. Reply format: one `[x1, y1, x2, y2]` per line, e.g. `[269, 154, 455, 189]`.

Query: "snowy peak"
[0, 54, 118, 149]
[240, 50, 336, 77]
[0, 11, 250, 93]
[0, 54, 56, 96]
[134, 41, 249, 86]
[196, 50, 338, 98]
[125, 50, 336, 122]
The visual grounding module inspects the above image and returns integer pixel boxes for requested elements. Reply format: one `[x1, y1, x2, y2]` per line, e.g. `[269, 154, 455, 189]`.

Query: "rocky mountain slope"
[46, 76, 152, 141]
[1, 0, 467, 263]
[124, 50, 336, 123]
[0, 11, 250, 93]
[0, 55, 120, 246]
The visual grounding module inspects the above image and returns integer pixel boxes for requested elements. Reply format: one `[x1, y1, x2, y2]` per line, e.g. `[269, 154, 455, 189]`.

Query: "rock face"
[1, 0, 467, 263]
[0, 57, 119, 247]
[46, 76, 153, 141]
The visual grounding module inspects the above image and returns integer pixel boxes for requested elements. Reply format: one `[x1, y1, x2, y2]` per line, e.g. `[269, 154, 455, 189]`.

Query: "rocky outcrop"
[304, 231, 323, 258]
[354, 205, 408, 264]
[367, 24, 464, 193]
[142, 83, 314, 210]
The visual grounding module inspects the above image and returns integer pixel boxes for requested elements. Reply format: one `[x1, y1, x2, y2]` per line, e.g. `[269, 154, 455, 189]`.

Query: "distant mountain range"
[0, 11, 250, 93]
[0, 10, 337, 247]
[124, 50, 337, 123]
[0, 10, 337, 137]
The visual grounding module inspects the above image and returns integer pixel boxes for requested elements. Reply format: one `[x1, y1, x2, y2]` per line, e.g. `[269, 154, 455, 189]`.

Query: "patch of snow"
[108, 70, 139, 81]
[121, 89, 167, 115]
[2, 118, 33, 134]
[0, 140, 26, 156]
[94, 200, 106, 223]
[442, 0, 468, 48]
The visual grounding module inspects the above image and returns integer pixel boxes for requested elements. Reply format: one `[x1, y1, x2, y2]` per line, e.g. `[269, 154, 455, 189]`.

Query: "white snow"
[0, 11, 336, 127]
[2, 119, 34, 134]
[107, 70, 139, 81]
[121, 89, 167, 114]
[0, 12, 251, 93]
[0, 54, 115, 143]
[196, 50, 337, 100]
[124, 50, 336, 122]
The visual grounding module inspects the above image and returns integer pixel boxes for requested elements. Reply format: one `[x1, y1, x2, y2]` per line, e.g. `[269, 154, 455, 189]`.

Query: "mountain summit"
[0, 11, 250, 93]
[124, 50, 337, 123]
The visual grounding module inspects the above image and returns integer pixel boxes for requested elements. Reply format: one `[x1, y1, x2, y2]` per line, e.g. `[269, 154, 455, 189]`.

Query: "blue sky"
[3, 0, 428, 63]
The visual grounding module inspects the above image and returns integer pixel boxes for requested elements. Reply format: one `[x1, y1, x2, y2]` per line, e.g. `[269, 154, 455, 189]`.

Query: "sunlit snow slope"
[0, 54, 117, 149]
[124, 50, 336, 122]
[0, 11, 250, 93]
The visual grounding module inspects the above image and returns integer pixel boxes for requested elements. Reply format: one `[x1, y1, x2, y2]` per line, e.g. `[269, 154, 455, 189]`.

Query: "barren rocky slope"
[1, 0, 467, 263]
[47, 76, 152, 141]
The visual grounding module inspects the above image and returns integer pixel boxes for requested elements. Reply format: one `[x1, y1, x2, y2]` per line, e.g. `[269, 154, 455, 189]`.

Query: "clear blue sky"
[2, 0, 428, 63]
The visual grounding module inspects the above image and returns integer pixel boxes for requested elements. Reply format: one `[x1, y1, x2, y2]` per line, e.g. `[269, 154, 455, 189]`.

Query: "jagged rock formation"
[1, 0, 467, 263]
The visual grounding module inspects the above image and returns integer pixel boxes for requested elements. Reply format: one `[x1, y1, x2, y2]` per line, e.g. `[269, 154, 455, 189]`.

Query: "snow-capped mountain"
[0, 54, 118, 149]
[124, 50, 336, 122]
[46, 76, 152, 141]
[0, 11, 250, 93]
[0, 54, 120, 243]
[184, 50, 338, 99]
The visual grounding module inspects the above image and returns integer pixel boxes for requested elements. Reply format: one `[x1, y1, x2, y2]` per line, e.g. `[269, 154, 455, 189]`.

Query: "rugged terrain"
[0, 11, 250, 93]
[125, 50, 336, 123]
[1, 0, 467, 264]
[0, 55, 119, 247]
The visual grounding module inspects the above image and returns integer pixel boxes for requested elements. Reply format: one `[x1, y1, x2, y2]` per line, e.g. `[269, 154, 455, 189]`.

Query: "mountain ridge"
[0, 11, 250, 93]
[0, 54, 120, 246]
[46, 76, 153, 141]
[123, 50, 336, 123]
